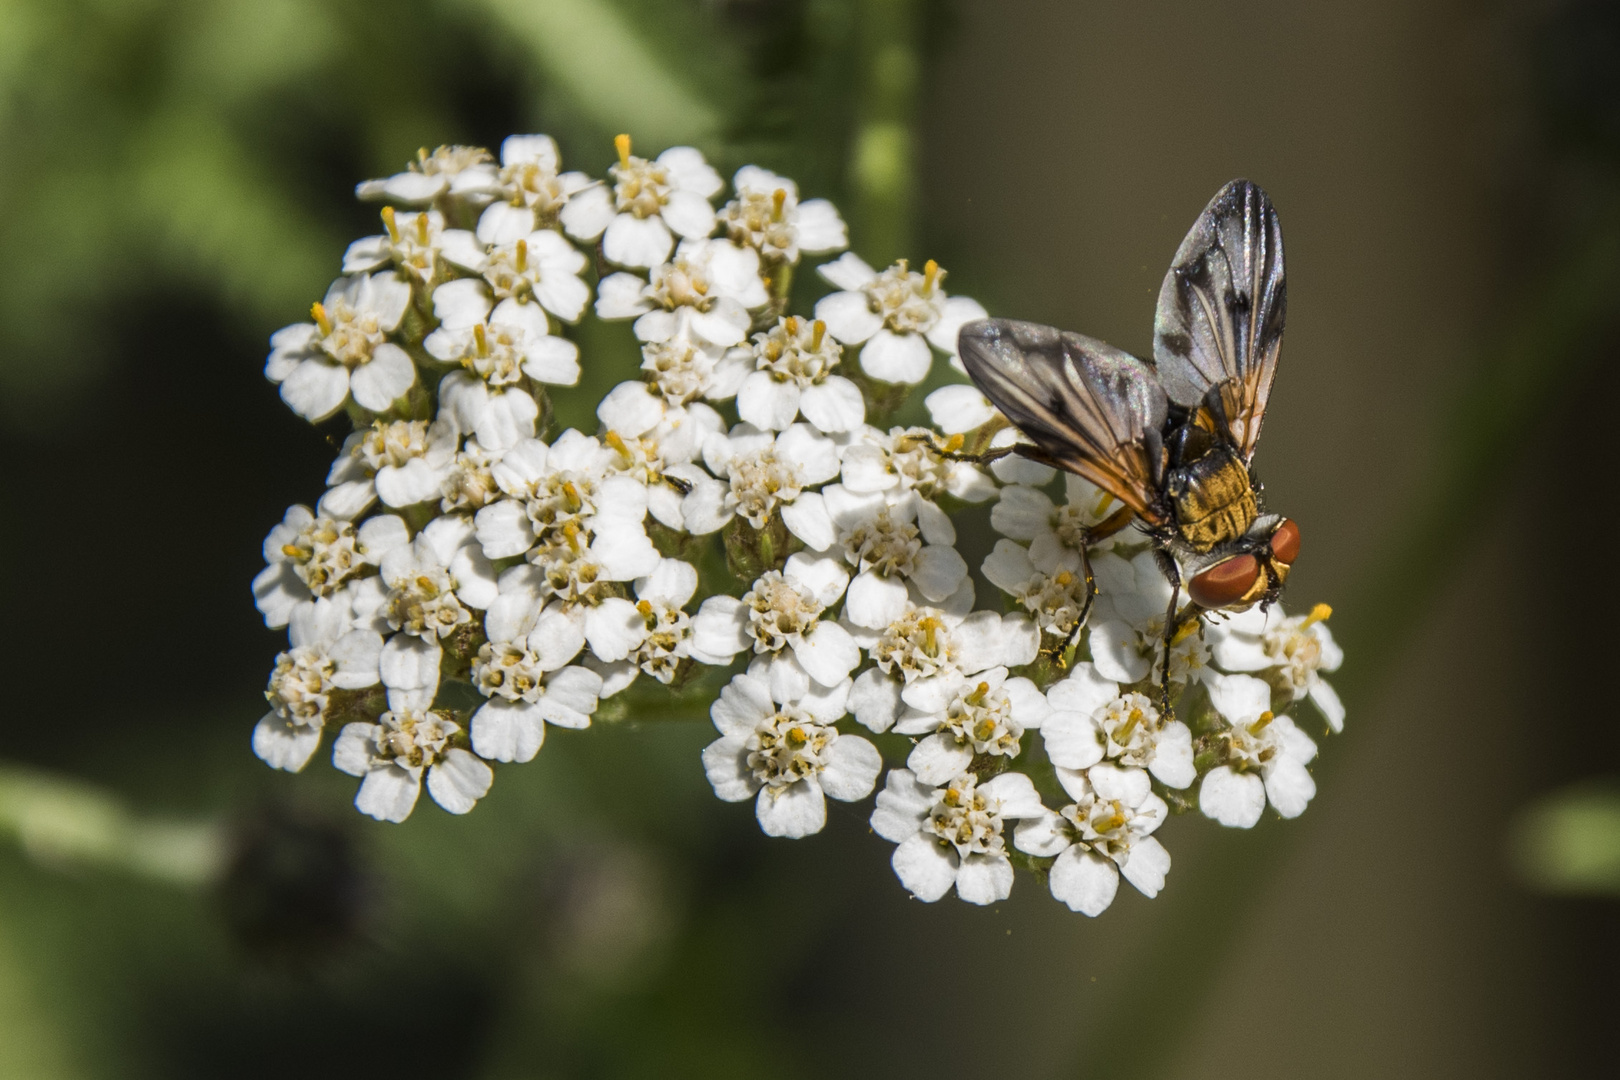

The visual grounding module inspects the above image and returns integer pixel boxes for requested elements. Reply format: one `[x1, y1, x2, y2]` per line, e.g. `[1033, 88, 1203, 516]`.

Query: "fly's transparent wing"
[1152, 179, 1286, 461]
[958, 318, 1168, 522]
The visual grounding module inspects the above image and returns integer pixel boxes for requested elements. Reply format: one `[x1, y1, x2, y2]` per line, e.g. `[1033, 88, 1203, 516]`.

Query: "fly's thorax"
[1166, 442, 1257, 553]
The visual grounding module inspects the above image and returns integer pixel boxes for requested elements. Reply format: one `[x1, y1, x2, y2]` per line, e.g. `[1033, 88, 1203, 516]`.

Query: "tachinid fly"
[956, 179, 1299, 699]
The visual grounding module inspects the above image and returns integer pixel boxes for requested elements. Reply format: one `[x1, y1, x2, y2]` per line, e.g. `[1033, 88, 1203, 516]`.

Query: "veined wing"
[958, 318, 1168, 522]
[1152, 179, 1286, 461]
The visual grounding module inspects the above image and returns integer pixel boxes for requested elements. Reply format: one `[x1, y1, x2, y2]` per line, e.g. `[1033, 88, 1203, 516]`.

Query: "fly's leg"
[1152, 549, 1182, 721]
[935, 445, 1018, 466]
[1048, 542, 1098, 668]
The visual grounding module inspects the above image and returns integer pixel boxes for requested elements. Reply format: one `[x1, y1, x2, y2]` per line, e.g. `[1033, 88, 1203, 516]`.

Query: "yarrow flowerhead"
[247, 128, 1345, 921]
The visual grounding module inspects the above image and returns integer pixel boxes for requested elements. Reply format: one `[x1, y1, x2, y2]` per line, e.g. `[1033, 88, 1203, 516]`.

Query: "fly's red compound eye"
[1189, 554, 1261, 609]
[1270, 518, 1301, 565]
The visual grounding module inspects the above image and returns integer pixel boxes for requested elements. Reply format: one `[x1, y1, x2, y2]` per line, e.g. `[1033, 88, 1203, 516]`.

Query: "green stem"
[1075, 215, 1620, 1079]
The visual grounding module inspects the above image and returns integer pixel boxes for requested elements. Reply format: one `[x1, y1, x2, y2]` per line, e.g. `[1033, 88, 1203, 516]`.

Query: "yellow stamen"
[614, 133, 632, 170]
[1303, 603, 1333, 628]
[920, 617, 939, 656]
[381, 205, 400, 243]
[416, 146, 429, 168]
[515, 238, 528, 273]
[415, 213, 430, 244]
[943, 433, 964, 453]
[1055, 571, 1074, 586]
[562, 520, 582, 553]
[1095, 811, 1126, 834]
[1172, 618, 1201, 646]
[810, 319, 826, 351]
[562, 481, 583, 512]
[310, 302, 333, 336]
[785, 315, 800, 336]
[1116, 707, 1143, 743]
[1248, 710, 1275, 735]
[771, 188, 787, 221]
[923, 259, 940, 292]
[472, 323, 488, 357]
[281, 544, 305, 559]
[604, 430, 634, 463]
[965, 681, 990, 706]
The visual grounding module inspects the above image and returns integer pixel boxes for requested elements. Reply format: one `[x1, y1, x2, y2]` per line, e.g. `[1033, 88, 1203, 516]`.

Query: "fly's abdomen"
[1168, 446, 1258, 552]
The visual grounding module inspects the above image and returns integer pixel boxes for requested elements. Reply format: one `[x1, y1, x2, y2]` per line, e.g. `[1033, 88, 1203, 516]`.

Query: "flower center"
[501, 162, 568, 221]
[926, 774, 1005, 856]
[359, 419, 433, 472]
[460, 319, 530, 386]
[633, 600, 692, 683]
[646, 255, 716, 312]
[862, 259, 945, 334]
[742, 572, 824, 653]
[524, 472, 601, 539]
[265, 646, 336, 726]
[279, 516, 362, 596]
[441, 446, 500, 513]
[1098, 692, 1161, 766]
[472, 640, 551, 702]
[483, 238, 545, 302]
[840, 507, 921, 577]
[312, 297, 386, 368]
[610, 137, 672, 219]
[727, 451, 802, 529]
[753, 316, 839, 386]
[373, 707, 457, 770]
[747, 707, 836, 790]
[386, 566, 471, 639]
[885, 429, 953, 497]
[721, 187, 796, 259]
[942, 681, 1022, 758]
[410, 144, 492, 178]
[1063, 792, 1136, 860]
[871, 608, 953, 682]
[641, 337, 716, 403]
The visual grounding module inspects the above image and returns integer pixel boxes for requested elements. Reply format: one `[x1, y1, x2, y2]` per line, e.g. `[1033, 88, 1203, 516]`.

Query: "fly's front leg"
[1051, 542, 1098, 667]
[1152, 548, 1181, 722]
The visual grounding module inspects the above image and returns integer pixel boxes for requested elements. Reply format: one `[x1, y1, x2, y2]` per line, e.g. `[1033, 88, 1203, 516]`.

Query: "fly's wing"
[958, 318, 1168, 522]
[1152, 179, 1285, 461]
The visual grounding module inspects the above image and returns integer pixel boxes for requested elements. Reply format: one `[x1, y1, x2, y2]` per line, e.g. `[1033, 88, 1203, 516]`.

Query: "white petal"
[378, 634, 442, 693]
[891, 833, 958, 902]
[797, 377, 865, 434]
[681, 479, 733, 536]
[911, 545, 968, 603]
[1264, 755, 1317, 819]
[737, 371, 800, 431]
[426, 749, 493, 815]
[780, 492, 837, 552]
[1310, 679, 1346, 734]
[819, 736, 882, 801]
[355, 765, 422, 823]
[845, 571, 909, 630]
[1120, 835, 1171, 898]
[755, 781, 827, 838]
[1049, 848, 1118, 916]
[991, 485, 1055, 541]
[1199, 766, 1266, 828]
[1090, 620, 1151, 684]
[349, 343, 417, 411]
[1207, 672, 1273, 726]
[1149, 721, 1197, 789]
[816, 252, 877, 291]
[793, 620, 860, 687]
[539, 665, 603, 723]
[850, 668, 902, 733]
[1088, 763, 1152, 805]
[924, 384, 995, 433]
[907, 733, 973, 786]
[473, 500, 536, 559]
[375, 459, 446, 508]
[954, 853, 1014, 906]
[252, 714, 322, 773]
[1040, 711, 1104, 770]
[559, 185, 614, 240]
[858, 330, 932, 384]
[279, 359, 349, 422]
[783, 552, 850, 606]
[813, 290, 883, 344]
[661, 189, 717, 239]
[331, 723, 375, 777]
[1013, 811, 1072, 858]
[1045, 663, 1119, 715]
[980, 771, 1046, 818]
[584, 596, 647, 662]
[701, 738, 757, 801]
[870, 768, 935, 840]
[925, 295, 989, 354]
[766, 653, 813, 703]
[603, 213, 673, 268]
[470, 699, 546, 763]
[690, 596, 748, 661]
[794, 199, 847, 253]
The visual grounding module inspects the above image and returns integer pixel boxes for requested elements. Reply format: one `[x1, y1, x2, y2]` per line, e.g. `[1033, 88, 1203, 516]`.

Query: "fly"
[956, 179, 1300, 711]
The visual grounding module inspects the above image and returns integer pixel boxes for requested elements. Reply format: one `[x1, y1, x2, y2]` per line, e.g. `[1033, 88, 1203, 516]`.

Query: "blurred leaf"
[1509, 782, 1620, 895]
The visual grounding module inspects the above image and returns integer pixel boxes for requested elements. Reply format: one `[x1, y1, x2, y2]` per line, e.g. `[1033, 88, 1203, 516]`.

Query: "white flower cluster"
[249, 132, 1345, 916]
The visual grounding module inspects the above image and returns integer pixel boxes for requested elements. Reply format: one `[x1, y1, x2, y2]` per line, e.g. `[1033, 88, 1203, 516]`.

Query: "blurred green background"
[1, 0, 1618, 1077]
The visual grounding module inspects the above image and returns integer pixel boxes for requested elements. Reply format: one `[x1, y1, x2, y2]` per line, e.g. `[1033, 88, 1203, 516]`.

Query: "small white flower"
[1038, 662, 1196, 788]
[380, 516, 497, 638]
[1205, 603, 1344, 732]
[813, 254, 987, 384]
[468, 617, 602, 764]
[439, 437, 506, 514]
[343, 208, 453, 285]
[323, 417, 460, 514]
[1013, 763, 1170, 916]
[737, 316, 865, 434]
[682, 423, 841, 549]
[1086, 549, 1209, 686]
[702, 671, 880, 838]
[896, 666, 1050, 785]
[869, 769, 1047, 905]
[333, 687, 493, 822]
[1198, 673, 1319, 828]
[355, 144, 497, 205]
[253, 596, 384, 772]
[992, 473, 1136, 567]
[561, 137, 722, 268]
[470, 134, 594, 234]
[719, 165, 847, 265]
[690, 553, 859, 693]
[823, 485, 966, 629]
[596, 238, 767, 348]
[844, 601, 1039, 733]
[265, 273, 416, 422]
[838, 425, 997, 507]
[625, 558, 700, 684]
[251, 507, 408, 628]
[595, 390, 723, 528]
[981, 540, 1094, 646]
